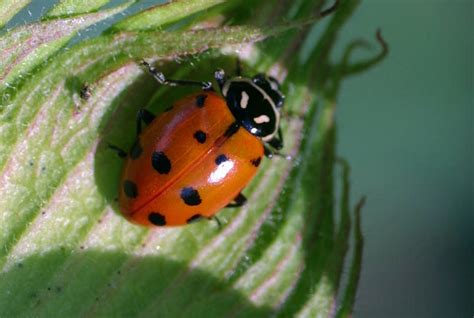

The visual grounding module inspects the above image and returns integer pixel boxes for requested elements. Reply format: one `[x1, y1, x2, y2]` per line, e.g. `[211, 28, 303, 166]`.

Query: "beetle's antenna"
[141, 60, 213, 91]
[236, 58, 242, 77]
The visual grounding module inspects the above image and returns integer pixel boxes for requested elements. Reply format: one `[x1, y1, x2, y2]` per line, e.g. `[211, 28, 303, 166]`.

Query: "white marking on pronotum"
[254, 114, 270, 124]
[223, 78, 280, 141]
[269, 79, 279, 91]
[240, 91, 249, 109]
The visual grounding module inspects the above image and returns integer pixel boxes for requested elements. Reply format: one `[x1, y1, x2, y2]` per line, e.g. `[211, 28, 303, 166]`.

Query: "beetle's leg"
[268, 127, 284, 150]
[108, 143, 127, 158]
[278, 127, 284, 146]
[208, 216, 222, 228]
[226, 192, 247, 208]
[136, 109, 156, 136]
[265, 127, 291, 159]
[264, 145, 274, 158]
[141, 60, 213, 91]
[265, 141, 291, 161]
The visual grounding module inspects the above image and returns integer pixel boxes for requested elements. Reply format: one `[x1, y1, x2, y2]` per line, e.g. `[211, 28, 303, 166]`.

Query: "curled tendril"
[339, 29, 389, 77]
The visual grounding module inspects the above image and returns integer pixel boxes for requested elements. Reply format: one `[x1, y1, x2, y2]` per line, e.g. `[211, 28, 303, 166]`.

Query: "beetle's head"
[216, 69, 284, 141]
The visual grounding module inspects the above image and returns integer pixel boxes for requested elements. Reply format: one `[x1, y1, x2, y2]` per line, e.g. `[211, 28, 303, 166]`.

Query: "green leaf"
[46, 0, 114, 18]
[0, 0, 386, 316]
[0, 0, 31, 28]
[0, 2, 133, 88]
[107, 0, 228, 32]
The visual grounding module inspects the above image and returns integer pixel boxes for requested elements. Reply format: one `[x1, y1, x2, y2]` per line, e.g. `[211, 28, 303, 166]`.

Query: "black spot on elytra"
[193, 130, 206, 143]
[152, 151, 171, 174]
[123, 180, 138, 198]
[148, 212, 166, 226]
[186, 214, 204, 224]
[181, 187, 201, 206]
[215, 154, 228, 165]
[250, 157, 262, 167]
[130, 140, 143, 159]
[196, 94, 207, 107]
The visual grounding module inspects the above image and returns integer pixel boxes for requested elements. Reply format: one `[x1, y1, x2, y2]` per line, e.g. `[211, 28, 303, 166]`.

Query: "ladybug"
[112, 60, 285, 227]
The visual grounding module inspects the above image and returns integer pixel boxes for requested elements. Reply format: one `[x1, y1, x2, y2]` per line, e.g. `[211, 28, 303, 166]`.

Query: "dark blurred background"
[336, 1, 472, 316]
[7, 1, 472, 316]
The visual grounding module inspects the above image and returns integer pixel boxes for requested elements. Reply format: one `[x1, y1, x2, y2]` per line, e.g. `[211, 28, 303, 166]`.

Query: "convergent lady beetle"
[113, 60, 285, 227]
